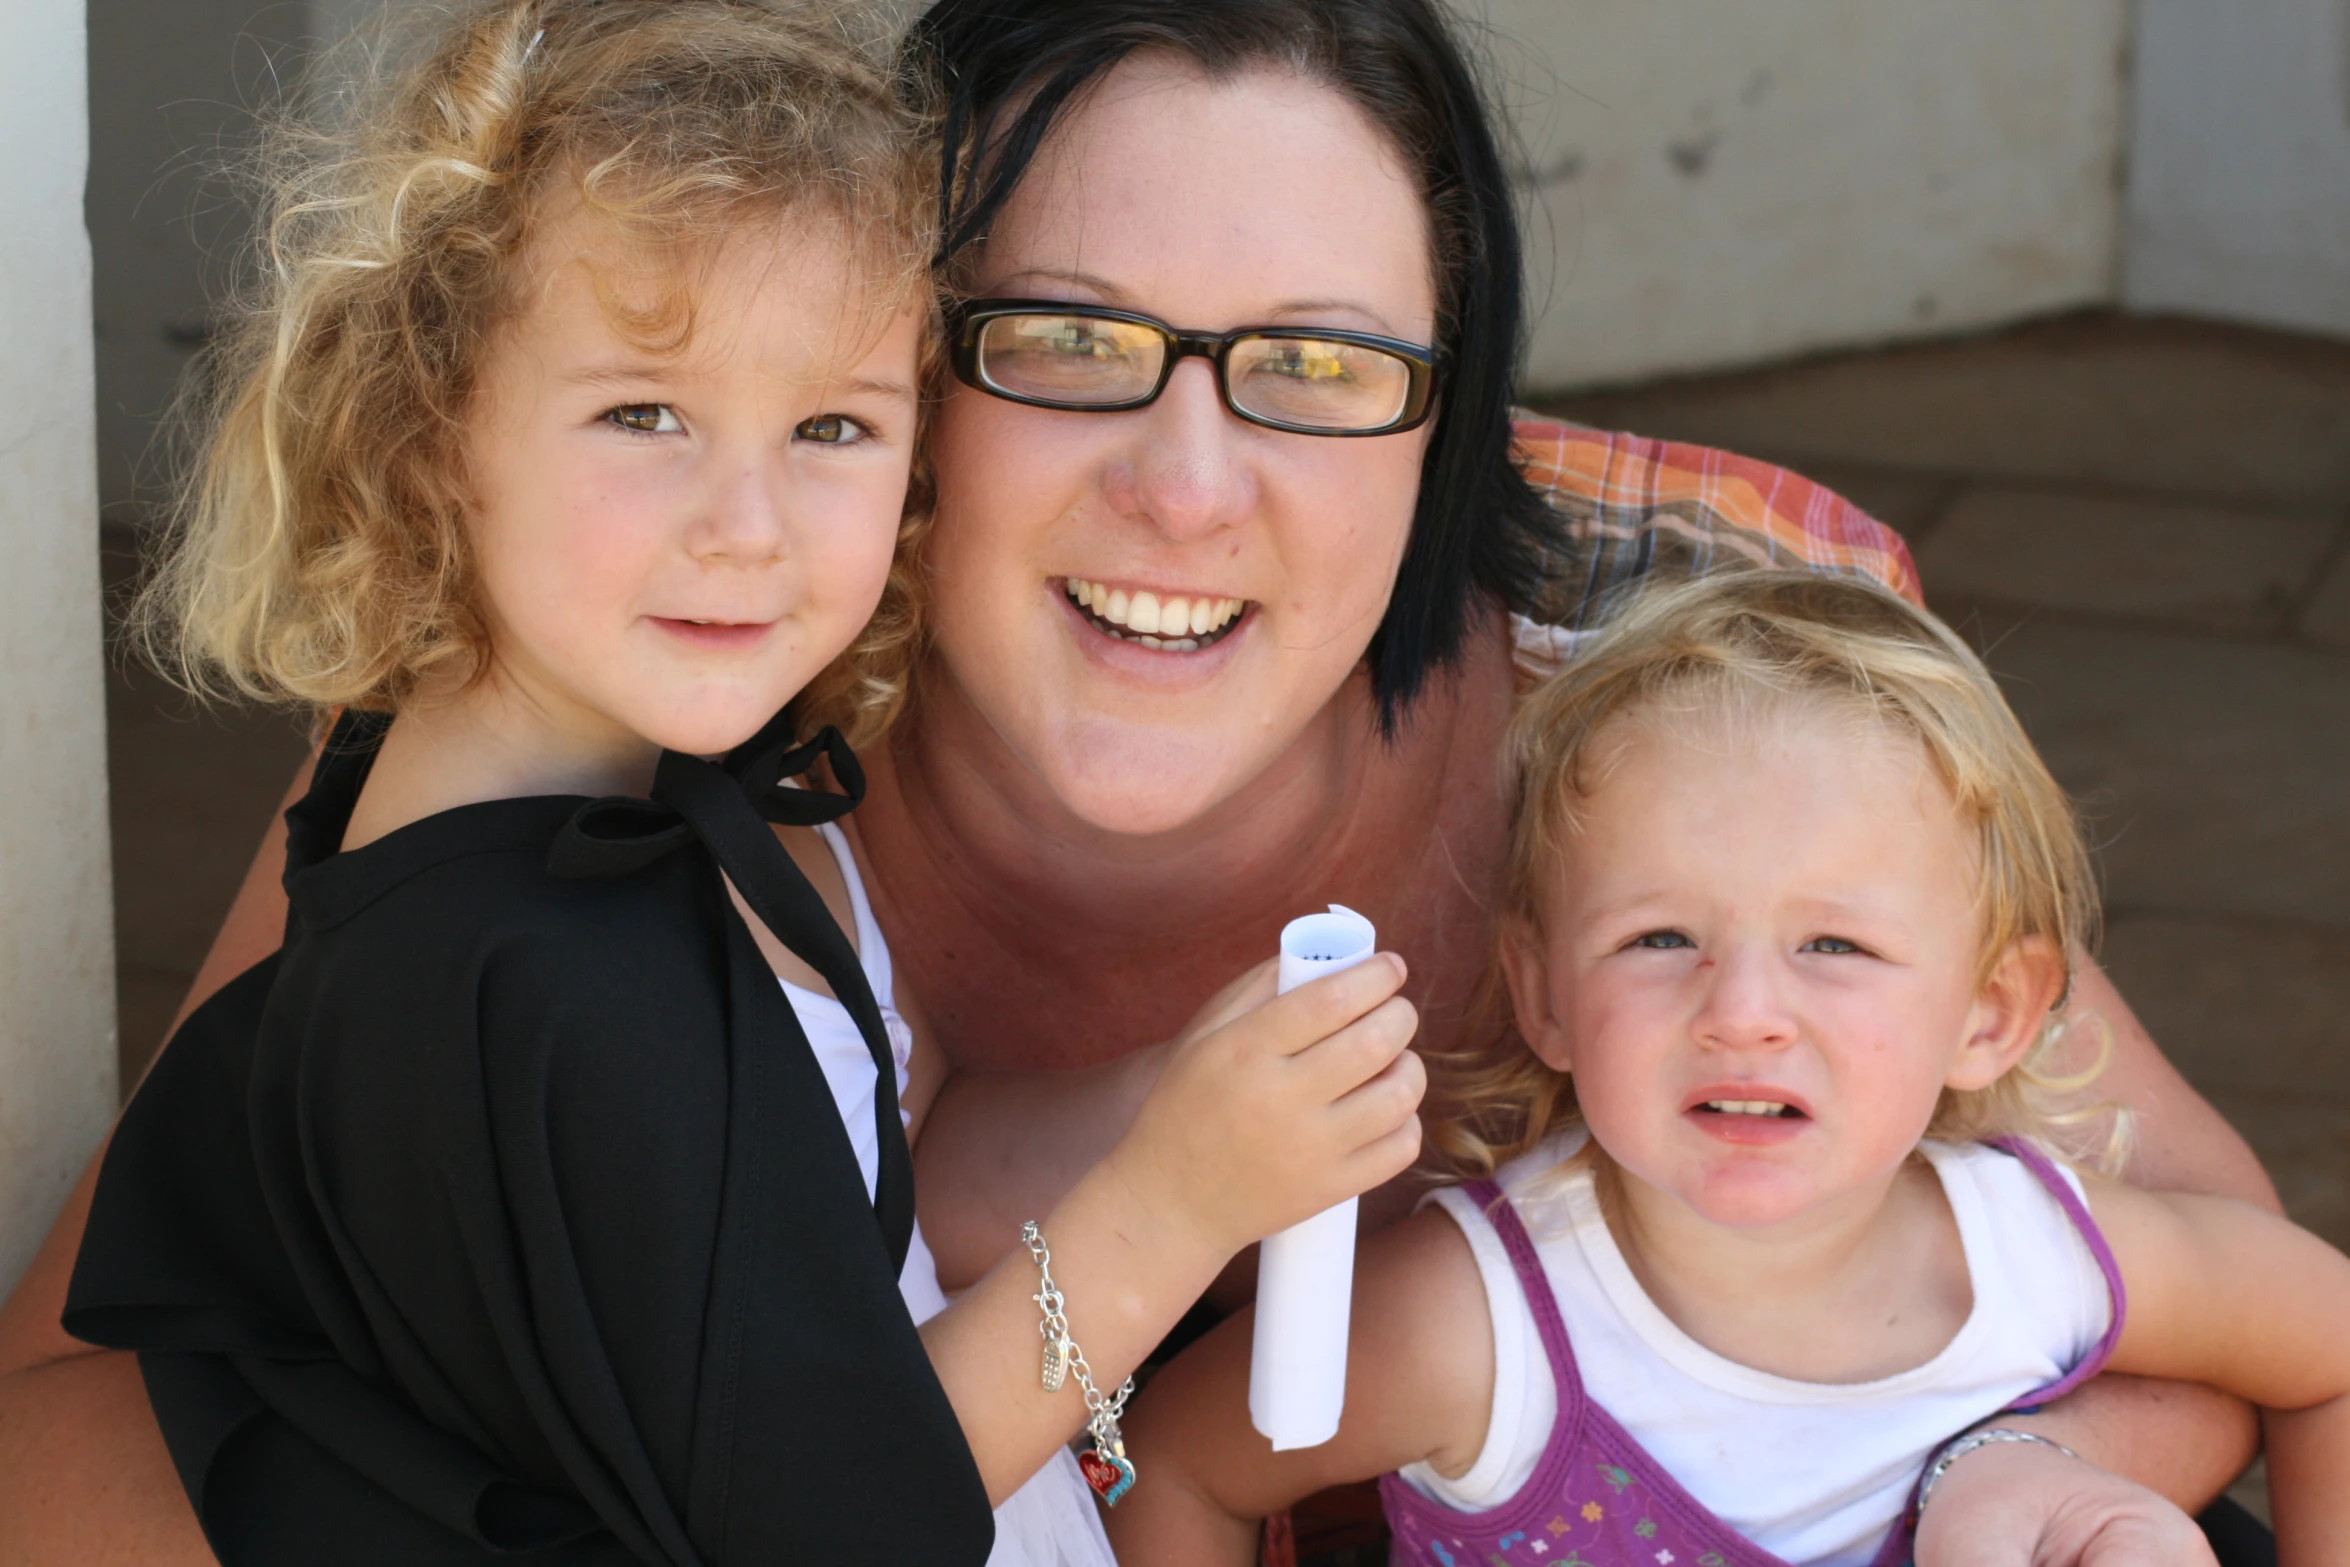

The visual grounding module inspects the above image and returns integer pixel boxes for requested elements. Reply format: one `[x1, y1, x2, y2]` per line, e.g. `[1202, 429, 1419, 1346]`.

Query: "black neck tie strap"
[545, 726, 914, 1271]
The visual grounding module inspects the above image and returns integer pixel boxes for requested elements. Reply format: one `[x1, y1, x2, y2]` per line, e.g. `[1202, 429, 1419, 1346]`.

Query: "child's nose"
[1690, 946, 1798, 1052]
[689, 459, 791, 564]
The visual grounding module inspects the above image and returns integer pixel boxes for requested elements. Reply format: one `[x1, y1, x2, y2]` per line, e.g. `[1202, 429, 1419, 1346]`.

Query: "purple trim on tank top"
[1983, 1137, 2128, 1409]
[1378, 1142, 2127, 1567]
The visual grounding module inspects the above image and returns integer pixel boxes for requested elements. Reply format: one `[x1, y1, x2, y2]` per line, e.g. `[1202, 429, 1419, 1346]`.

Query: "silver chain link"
[1021, 1221, 1133, 1434]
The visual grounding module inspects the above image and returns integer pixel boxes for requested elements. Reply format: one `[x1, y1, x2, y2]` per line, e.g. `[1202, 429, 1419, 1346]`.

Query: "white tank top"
[1396, 1130, 2117, 1567]
[779, 823, 1115, 1567]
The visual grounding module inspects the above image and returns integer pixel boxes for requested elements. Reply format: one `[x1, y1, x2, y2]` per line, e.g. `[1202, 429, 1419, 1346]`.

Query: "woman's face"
[924, 54, 1439, 835]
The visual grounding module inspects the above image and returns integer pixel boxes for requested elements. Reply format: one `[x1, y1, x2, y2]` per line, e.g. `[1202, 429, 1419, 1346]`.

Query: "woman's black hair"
[904, 0, 1565, 730]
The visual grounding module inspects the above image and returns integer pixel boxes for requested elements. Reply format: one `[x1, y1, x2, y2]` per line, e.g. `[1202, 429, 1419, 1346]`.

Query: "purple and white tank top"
[1380, 1135, 2124, 1567]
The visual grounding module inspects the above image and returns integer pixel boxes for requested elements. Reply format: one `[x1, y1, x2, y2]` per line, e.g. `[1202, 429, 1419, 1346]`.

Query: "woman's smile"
[1061, 577, 1250, 652]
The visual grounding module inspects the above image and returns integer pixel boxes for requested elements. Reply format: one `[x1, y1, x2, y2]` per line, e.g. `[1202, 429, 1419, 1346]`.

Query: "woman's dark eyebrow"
[990, 273, 1400, 335]
[989, 266, 1130, 302]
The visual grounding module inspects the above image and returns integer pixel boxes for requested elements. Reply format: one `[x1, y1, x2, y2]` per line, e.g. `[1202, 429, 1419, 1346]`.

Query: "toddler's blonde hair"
[136, 0, 937, 744]
[1436, 570, 2122, 1179]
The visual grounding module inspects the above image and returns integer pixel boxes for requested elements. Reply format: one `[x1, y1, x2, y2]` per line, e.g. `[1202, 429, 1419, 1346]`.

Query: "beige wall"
[1481, 0, 2131, 390]
[1, 0, 115, 1291]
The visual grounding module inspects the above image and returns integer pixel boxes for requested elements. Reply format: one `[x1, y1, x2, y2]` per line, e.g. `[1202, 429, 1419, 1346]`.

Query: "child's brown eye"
[795, 414, 866, 444]
[608, 404, 680, 434]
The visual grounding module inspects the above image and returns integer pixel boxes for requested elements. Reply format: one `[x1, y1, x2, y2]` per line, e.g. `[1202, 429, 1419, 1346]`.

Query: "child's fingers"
[1248, 953, 1408, 1059]
[1340, 1109, 1425, 1194]
[1286, 994, 1420, 1102]
[1326, 1037, 1427, 1150]
[1177, 958, 1280, 1045]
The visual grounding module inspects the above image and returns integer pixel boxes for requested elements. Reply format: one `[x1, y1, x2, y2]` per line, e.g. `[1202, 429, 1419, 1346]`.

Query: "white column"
[0, 0, 115, 1292]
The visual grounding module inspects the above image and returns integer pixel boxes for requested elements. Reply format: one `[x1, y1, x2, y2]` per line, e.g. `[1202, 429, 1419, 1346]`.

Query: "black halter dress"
[66, 710, 993, 1566]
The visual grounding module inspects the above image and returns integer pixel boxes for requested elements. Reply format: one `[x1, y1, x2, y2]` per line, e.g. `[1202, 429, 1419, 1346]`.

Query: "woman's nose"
[1103, 357, 1253, 541]
[1690, 945, 1798, 1053]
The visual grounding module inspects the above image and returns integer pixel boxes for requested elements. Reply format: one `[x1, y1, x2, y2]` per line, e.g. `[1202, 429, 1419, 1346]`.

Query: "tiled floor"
[102, 310, 2344, 1524]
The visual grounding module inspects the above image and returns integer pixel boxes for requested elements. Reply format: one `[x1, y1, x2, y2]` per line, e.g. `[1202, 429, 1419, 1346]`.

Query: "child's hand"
[1107, 952, 1422, 1262]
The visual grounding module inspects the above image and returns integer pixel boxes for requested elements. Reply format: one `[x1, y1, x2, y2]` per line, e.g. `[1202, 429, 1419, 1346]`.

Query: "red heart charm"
[1077, 1446, 1136, 1507]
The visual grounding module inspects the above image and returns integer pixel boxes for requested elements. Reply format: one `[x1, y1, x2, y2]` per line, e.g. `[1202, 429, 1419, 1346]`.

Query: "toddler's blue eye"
[1631, 930, 1693, 950]
[1802, 936, 1861, 955]
[608, 404, 681, 434]
[796, 414, 868, 443]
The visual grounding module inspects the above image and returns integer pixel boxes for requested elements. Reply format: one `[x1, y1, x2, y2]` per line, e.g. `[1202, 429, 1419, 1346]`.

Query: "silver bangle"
[1916, 1427, 2082, 1517]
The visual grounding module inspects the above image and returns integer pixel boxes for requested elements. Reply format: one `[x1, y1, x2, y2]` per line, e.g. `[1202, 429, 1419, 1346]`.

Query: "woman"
[0, 0, 2272, 1561]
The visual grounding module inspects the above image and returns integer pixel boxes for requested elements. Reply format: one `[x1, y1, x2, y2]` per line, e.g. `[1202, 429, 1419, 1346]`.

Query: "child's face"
[1502, 704, 2059, 1232]
[463, 209, 922, 758]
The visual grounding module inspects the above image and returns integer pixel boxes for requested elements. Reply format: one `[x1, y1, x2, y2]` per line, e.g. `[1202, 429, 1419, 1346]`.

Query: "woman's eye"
[1259, 344, 1352, 382]
[795, 414, 869, 444]
[1629, 930, 1693, 951]
[607, 404, 681, 434]
[1802, 936, 1862, 955]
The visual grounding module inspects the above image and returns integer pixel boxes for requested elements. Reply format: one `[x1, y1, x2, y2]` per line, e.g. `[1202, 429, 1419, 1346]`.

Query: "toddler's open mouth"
[1685, 1093, 1814, 1142]
[1696, 1099, 1804, 1119]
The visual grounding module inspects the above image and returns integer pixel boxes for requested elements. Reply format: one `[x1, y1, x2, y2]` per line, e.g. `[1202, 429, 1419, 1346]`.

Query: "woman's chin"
[1039, 732, 1263, 840]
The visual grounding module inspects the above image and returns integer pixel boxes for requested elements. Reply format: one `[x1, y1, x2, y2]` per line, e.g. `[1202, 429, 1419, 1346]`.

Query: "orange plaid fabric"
[1509, 413, 1922, 645]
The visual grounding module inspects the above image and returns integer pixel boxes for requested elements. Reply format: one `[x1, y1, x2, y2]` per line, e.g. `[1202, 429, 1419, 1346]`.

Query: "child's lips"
[650, 616, 773, 652]
[1683, 1088, 1814, 1146]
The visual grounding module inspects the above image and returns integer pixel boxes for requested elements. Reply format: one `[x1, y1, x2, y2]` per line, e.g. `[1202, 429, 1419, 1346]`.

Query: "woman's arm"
[1918, 955, 2280, 1550]
[0, 756, 309, 1562]
[2070, 961, 2279, 1210]
[2091, 1182, 2350, 1564]
[0, 1351, 219, 1565]
[1110, 1207, 1495, 1567]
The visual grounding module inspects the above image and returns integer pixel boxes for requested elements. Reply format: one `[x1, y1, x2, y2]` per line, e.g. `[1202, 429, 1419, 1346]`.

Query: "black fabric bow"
[545, 712, 913, 1273]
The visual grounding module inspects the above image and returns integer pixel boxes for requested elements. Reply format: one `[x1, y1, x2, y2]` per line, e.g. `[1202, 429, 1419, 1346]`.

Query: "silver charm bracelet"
[1022, 1220, 1138, 1506]
[1915, 1427, 2082, 1519]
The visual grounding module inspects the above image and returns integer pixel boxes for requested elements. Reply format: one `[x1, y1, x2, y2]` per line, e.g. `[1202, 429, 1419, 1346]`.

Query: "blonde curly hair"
[135, 0, 937, 745]
[1433, 569, 2124, 1181]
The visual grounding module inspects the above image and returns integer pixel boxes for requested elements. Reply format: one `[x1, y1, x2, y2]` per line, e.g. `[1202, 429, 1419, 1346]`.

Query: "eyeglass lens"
[973, 313, 1415, 431]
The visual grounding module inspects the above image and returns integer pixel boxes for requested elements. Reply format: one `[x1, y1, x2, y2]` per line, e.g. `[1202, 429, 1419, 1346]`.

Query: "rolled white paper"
[1250, 904, 1378, 1450]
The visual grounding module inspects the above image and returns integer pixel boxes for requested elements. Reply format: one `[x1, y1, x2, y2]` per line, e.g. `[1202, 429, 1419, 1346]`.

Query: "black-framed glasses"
[947, 298, 1440, 437]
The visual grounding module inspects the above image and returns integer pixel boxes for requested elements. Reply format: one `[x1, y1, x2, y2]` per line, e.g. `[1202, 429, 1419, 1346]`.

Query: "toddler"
[1114, 570, 2350, 1566]
[62, 5, 1423, 1564]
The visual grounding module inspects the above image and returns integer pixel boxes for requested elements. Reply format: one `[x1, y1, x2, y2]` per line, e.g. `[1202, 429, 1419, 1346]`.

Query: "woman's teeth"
[1064, 578, 1246, 652]
[1702, 1100, 1798, 1118]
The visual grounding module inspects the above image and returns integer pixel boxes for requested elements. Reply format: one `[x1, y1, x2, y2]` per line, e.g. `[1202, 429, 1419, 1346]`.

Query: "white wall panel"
[2123, 0, 2350, 337]
[1478, 1, 2131, 390]
[0, 0, 115, 1291]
